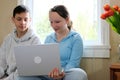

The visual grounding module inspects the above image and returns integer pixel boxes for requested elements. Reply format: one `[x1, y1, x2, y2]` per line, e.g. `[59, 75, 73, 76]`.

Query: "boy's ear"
[11, 17, 14, 21]
[11, 17, 15, 22]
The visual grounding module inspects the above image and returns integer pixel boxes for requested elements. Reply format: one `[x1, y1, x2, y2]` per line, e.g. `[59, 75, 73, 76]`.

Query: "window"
[18, 0, 110, 58]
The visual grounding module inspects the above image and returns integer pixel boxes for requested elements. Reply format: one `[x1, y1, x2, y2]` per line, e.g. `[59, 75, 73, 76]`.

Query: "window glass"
[18, 0, 110, 58]
[32, 0, 99, 45]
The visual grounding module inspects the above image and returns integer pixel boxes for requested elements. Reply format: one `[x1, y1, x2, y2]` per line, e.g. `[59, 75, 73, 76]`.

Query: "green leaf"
[105, 12, 120, 34]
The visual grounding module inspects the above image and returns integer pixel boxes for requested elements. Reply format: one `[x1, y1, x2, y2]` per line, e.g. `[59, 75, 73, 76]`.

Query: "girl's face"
[49, 12, 69, 32]
[12, 12, 31, 33]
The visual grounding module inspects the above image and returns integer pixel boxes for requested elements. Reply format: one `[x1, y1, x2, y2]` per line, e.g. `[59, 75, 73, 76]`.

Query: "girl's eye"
[55, 21, 60, 23]
[50, 21, 61, 24]
[50, 21, 53, 24]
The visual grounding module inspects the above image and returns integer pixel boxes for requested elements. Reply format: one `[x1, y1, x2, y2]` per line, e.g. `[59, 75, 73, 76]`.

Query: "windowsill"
[83, 45, 111, 58]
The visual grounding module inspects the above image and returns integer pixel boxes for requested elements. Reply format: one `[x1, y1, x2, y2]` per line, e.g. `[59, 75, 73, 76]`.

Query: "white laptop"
[14, 43, 61, 76]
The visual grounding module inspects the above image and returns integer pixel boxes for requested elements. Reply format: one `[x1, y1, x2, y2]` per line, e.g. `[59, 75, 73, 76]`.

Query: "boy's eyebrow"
[15, 16, 29, 19]
[15, 17, 22, 19]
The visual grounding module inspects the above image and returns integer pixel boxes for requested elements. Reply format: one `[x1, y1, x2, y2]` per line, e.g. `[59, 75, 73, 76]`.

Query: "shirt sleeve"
[0, 38, 8, 78]
[64, 34, 83, 71]
[44, 35, 51, 43]
[31, 35, 41, 44]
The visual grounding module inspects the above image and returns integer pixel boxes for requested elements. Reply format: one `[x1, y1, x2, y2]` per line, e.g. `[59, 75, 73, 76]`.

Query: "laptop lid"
[14, 43, 61, 76]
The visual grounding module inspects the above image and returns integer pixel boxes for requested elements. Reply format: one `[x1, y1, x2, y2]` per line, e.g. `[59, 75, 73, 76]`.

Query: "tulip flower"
[100, 4, 120, 34]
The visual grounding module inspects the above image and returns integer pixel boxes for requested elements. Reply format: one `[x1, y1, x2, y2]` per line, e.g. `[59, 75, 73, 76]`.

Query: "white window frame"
[17, 0, 111, 58]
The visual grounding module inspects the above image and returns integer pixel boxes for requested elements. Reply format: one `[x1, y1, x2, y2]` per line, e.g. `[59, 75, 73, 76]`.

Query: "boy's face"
[12, 12, 31, 33]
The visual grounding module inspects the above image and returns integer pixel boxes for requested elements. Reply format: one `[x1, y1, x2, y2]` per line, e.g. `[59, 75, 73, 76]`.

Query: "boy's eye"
[16, 18, 22, 21]
[16, 18, 28, 22]
[24, 18, 28, 21]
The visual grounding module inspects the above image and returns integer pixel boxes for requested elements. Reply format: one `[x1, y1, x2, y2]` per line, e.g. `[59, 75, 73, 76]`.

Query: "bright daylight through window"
[33, 0, 98, 45]
[18, 0, 110, 58]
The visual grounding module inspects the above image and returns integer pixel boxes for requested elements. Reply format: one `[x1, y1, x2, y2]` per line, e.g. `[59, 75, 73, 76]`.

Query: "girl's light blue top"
[44, 30, 83, 71]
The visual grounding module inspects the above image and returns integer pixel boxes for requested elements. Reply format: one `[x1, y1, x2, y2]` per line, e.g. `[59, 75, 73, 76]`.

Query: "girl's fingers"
[49, 67, 65, 79]
[53, 68, 59, 77]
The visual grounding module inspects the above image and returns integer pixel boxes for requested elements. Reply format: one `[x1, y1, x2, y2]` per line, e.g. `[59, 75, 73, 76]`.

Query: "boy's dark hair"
[13, 5, 29, 17]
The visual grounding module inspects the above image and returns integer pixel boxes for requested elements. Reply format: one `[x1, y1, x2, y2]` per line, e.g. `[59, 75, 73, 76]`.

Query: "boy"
[0, 5, 41, 80]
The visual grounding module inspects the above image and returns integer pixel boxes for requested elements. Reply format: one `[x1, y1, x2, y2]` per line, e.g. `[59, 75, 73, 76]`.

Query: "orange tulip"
[104, 4, 110, 11]
[107, 9, 114, 17]
[100, 4, 120, 34]
[118, 8, 120, 13]
[100, 13, 107, 19]
[113, 5, 119, 11]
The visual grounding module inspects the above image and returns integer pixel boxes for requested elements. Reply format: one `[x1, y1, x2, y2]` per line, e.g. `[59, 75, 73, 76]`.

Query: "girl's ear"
[66, 17, 70, 24]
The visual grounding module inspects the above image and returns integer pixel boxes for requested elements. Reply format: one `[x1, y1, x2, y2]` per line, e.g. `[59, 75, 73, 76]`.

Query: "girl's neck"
[56, 28, 69, 42]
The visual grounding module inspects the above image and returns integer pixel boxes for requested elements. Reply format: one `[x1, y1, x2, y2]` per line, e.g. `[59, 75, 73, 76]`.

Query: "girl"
[45, 5, 88, 80]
